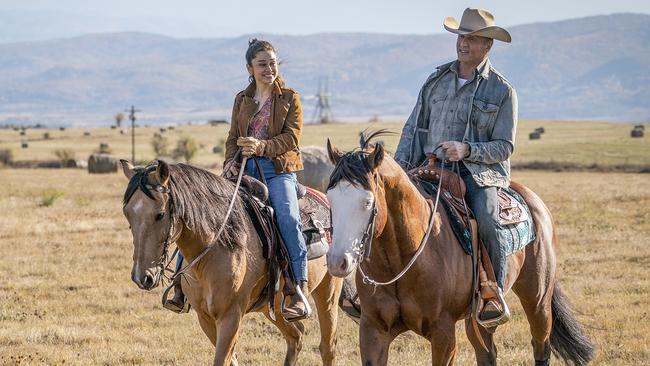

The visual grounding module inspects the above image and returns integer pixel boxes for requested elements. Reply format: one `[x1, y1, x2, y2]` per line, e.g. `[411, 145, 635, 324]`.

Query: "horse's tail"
[550, 283, 595, 365]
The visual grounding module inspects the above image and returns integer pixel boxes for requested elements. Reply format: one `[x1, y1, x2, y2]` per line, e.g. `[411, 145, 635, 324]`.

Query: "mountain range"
[0, 13, 648, 126]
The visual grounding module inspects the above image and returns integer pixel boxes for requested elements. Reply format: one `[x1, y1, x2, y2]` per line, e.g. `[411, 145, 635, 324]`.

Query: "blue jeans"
[245, 157, 307, 282]
[462, 171, 507, 289]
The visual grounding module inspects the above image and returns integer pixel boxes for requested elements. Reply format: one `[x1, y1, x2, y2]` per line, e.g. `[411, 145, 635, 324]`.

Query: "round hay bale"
[21, 142, 28, 148]
[59, 127, 66, 131]
[534, 127, 545, 134]
[212, 145, 223, 154]
[87, 154, 118, 173]
[631, 129, 644, 138]
[83, 131, 91, 137]
[529, 132, 541, 140]
[120, 129, 126, 135]
[19, 131, 25, 136]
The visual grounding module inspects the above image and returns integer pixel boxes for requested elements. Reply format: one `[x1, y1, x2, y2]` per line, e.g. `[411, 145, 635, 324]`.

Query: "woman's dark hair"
[246, 38, 284, 86]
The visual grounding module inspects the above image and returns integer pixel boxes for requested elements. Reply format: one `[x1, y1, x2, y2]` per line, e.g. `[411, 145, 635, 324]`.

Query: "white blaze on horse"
[121, 160, 342, 366]
[325, 131, 594, 366]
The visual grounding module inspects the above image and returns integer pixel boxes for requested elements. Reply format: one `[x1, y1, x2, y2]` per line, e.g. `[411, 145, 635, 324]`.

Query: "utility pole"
[126, 106, 141, 162]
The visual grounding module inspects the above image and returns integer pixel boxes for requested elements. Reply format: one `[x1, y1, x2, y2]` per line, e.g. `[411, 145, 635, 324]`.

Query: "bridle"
[353, 161, 445, 288]
[125, 154, 247, 287]
[124, 165, 181, 284]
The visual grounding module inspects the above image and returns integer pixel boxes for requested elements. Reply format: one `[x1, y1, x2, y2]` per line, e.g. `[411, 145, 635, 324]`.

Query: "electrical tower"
[307, 77, 334, 124]
[126, 105, 141, 162]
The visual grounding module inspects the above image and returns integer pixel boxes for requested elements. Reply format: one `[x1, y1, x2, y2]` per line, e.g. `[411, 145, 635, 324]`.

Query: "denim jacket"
[394, 59, 518, 188]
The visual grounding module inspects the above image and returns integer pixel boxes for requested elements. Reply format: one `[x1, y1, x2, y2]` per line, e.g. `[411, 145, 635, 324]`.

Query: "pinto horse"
[324, 132, 594, 365]
[120, 160, 342, 366]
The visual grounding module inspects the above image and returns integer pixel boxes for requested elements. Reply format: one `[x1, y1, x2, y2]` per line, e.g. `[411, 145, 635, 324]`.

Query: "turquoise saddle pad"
[500, 187, 536, 256]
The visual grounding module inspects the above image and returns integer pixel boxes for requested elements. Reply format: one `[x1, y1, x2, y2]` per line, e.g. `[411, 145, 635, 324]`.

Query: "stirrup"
[280, 285, 312, 322]
[162, 281, 190, 314]
[477, 288, 510, 328]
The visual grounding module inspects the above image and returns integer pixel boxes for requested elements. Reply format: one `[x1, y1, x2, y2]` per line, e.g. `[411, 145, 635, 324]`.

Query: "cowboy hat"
[444, 8, 511, 43]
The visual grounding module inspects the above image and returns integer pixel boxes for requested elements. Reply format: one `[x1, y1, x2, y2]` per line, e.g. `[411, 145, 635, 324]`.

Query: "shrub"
[172, 136, 199, 163]
[95, 143, 112, 154]
[39, 190, 64, 207]
[151, 134, 170, 157]
[54, 149, 75, 162]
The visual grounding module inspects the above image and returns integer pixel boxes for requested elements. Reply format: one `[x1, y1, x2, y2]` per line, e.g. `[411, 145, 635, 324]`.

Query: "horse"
[324, 131, 595, 365]
[120, 160, 343, 366]
[295, 146, 335, 193]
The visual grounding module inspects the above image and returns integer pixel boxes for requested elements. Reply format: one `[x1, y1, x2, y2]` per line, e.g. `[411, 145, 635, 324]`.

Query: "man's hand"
[438, 141, 470, 162]
[237, 137, 266, 157]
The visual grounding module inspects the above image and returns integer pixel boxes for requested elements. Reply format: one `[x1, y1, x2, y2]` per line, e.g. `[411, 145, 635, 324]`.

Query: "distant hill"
[0, 13, 648, 126]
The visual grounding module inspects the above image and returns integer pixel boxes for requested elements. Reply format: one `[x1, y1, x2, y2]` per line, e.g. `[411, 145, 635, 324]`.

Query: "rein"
[356, 160, 446, 288]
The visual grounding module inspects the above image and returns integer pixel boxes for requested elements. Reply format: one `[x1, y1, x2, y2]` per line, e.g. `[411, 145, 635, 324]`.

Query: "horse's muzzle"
[132, 268, 160, 290]
[326, 252, 356, 278]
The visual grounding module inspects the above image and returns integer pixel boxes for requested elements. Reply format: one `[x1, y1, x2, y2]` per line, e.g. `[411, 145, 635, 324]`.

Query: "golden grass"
[1, 120, 648, 168]
[1, 167, 649, 365]
[0, 120, 648, 364]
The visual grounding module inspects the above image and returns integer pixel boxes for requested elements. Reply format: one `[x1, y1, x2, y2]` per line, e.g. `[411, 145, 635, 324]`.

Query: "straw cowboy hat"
[444, 8, 512, 43]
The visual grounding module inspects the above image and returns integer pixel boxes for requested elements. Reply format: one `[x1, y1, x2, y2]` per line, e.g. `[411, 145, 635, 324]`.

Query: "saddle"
[233, 175, 331, 319]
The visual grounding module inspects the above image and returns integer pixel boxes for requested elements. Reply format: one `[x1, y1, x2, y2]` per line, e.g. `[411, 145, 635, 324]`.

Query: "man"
[395, 8, 517, 324]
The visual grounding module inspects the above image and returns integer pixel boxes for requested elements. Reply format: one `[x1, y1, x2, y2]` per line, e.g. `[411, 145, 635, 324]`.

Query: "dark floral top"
[247, 97, 272, 140]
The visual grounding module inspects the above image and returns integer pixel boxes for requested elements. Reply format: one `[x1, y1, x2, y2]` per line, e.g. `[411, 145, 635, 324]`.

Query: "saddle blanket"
[419, 180, 535, 257]
[498, 187, 536, 256]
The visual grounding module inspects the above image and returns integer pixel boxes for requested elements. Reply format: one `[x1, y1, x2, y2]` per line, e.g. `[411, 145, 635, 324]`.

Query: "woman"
[223, 38, 310, 321]
[164, 40, 309, 320]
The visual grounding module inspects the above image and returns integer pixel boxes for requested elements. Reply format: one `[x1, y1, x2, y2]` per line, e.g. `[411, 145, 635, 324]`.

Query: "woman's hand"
[237, 137, 266, 157]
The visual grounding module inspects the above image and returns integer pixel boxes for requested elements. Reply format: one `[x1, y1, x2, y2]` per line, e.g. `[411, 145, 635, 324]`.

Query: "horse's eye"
[155, 212, 165, 221]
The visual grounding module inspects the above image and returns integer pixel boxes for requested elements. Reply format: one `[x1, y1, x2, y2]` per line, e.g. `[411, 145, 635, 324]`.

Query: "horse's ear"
[120, 159, 136, 179]
[327, 139, 343, 165]
[366, 143, 385, 170]
[156, 160, 170, 186]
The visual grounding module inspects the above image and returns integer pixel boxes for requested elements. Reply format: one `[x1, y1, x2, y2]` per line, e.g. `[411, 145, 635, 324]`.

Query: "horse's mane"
[123, 162, 247, 250]
[327, 129, 394, 191]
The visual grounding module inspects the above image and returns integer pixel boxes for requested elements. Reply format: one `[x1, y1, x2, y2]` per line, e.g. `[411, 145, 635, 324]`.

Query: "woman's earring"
[248, 74, 254, 83]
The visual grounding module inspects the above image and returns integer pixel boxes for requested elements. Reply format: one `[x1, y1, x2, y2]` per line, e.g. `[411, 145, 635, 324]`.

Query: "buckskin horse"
[120, 160, 342, 366]
[324, 131, 594, 365]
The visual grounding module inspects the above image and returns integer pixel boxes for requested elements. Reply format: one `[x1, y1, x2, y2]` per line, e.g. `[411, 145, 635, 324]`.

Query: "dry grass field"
[0, 120, 649, 365]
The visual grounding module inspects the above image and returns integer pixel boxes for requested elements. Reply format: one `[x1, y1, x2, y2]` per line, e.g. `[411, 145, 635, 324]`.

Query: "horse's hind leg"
[265, 311, 305, 366]
[513, 286, 553, 365]
[311, 273, 343, 366]
[464, 319, 497, 365]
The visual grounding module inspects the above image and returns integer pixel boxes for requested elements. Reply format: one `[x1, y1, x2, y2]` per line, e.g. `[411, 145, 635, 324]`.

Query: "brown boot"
[281, 281, 312, 322]
[163, 280, 189, 314]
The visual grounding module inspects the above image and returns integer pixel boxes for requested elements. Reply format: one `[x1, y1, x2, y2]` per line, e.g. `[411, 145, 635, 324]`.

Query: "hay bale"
[19, 131, 25, 136]
[212, 145, 224, 154]
[87, 154, 118, 173]
[59, 127, 66, 131]
[529, 132, 541, 140]
[83, 131, 91, 136]
[534, 127, 545, 134]
[634, 125, 645, 131]
[21, 142, 28, 148]
[43, 132, 50, 140]
[631, 129, 644, 138]
[120, 129, 126, 135]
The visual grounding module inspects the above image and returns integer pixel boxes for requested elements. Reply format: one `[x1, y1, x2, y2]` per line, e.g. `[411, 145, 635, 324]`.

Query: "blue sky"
[1, 0, 649, 37]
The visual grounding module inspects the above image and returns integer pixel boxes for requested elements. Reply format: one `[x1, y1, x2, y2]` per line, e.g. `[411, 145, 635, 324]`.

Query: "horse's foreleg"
[429, 320, 458, 366]
[464, 318, 496, 366]
[359, 318, 393, 366]
[213, 311, 243, 366]
[312, 274, 343, 366]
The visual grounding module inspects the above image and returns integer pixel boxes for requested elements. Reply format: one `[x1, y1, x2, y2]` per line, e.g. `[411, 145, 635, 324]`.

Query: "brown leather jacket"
[225, 80, 304, 173]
